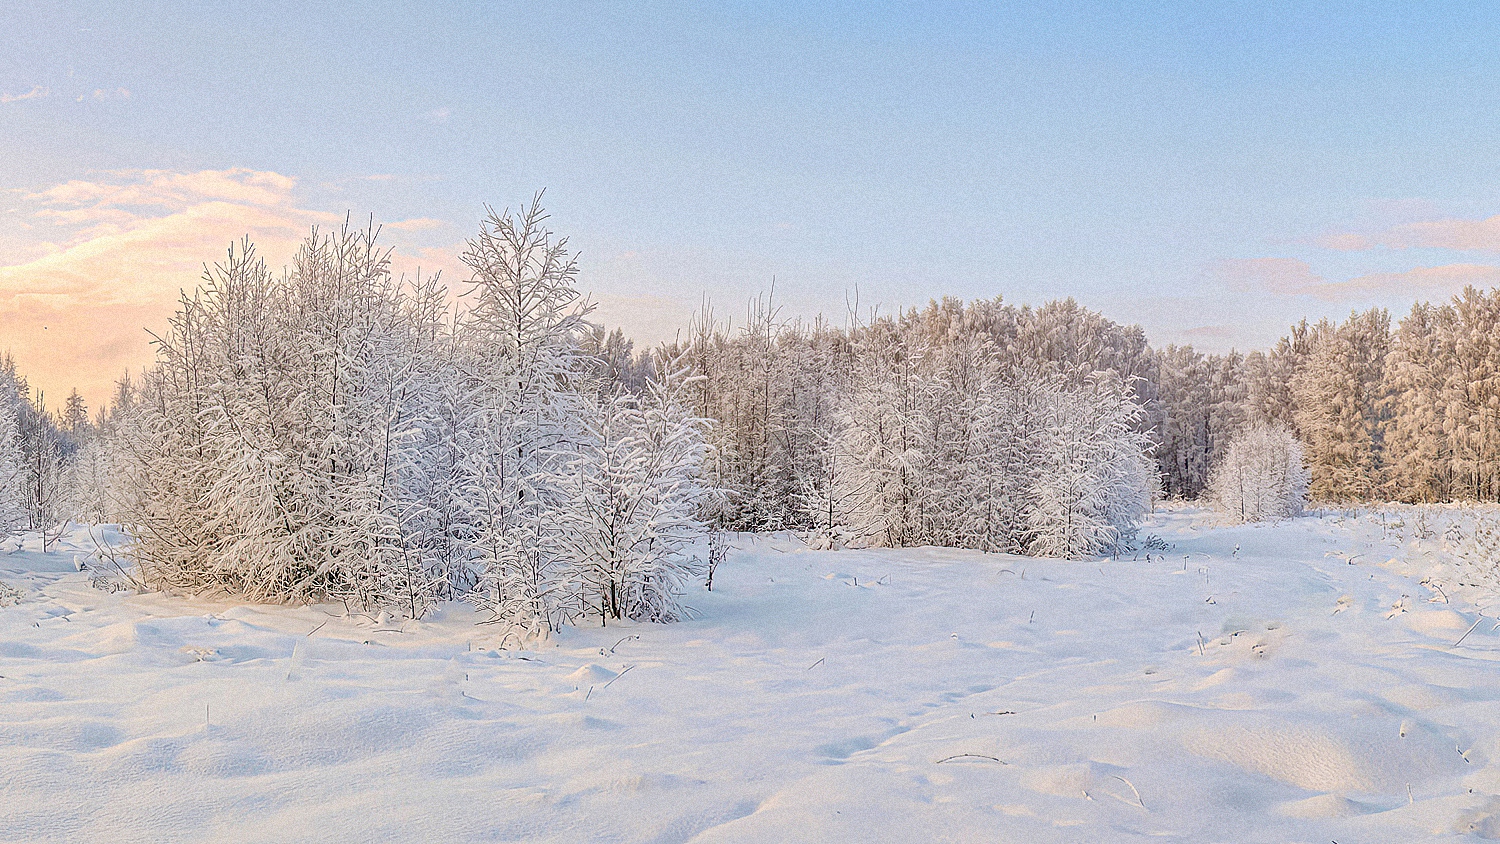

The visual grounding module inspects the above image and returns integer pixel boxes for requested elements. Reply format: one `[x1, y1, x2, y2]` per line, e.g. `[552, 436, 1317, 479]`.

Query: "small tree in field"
[1209, 423, 1308, 523]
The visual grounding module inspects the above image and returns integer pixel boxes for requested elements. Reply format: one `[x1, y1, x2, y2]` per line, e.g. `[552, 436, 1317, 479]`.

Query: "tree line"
[1155, 295, 1500, 504]
[4, 199, 1499, 629]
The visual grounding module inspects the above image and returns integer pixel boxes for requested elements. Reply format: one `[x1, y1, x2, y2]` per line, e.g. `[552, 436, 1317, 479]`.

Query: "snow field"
[5, 507, 1500, 841]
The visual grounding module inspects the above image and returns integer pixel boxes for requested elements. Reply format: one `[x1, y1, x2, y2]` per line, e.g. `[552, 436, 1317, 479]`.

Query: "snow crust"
[5, 508, 1500, 841]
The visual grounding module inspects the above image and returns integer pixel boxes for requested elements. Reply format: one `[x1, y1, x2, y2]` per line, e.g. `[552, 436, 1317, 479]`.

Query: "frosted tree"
[459, 194, 594, 634]
[1291, 310, 1389, 502]
[1014, 297, 1158, 403]
[551, 363, 710, 624]
[0, 366, 26, 537]
[1153, 345, 1213, 498]
[21, 393, 67, 550]
[60, 397, 115, 525]
[1380, 302, 1449, 502]
[1024, 376, 1154, 559]
[1244, 320, 1314, 433]
[61, 390, 90, 439]
[833, 317, 936, 547]
[1438, 287, 1500, 501]
[1208, 423, 1308, 523]
[116, 225, 457, 610]
[582, 325, 652, 400]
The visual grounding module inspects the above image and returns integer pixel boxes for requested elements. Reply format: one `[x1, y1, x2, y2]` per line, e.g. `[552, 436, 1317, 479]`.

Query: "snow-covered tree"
[824, 301, 1155, 558]
[1291, 310, 1388, 502]
[551, 364, 710, 624]
[1208, 423, 1308, 523]
[117, 225, 458, 608]
[1024, 376, 1154, 558]
[1437, 287, 1500, 501]
[20, 392, 67, 550]
[61, 389, 90, 439]
[458, 195, 595, 634]
[1381, 302, 1449, 503]
[0, 364, 26, 537]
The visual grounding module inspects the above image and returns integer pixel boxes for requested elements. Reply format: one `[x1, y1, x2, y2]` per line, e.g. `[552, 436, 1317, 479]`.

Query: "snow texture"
[7, 507, 1500, 841]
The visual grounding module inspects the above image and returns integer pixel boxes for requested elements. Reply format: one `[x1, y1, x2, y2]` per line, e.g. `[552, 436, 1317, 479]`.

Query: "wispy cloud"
[1215, 257, 1324, 296]
[1215, 256, 1500, 302]
[1320, 214, 1500, 252]
[1179, 325, 1237, 340]
[1313, 232, 1372, 251]
[384, 217, 448, 232]
[0, 169, 334, 409]
[30, 168, 298, 214]
[1, 85, 49, 104]
[1322, 263, 1500, 298]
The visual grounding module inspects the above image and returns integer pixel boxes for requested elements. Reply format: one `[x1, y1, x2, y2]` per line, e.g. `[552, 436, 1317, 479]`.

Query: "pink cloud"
[0, 86, 48, 104]
[1380, 216, 1500, 251]
[1314, 263, 1500, 300]
[1214, 257, 1324, 296]
[0, 170, 333, 410]
[384, 217, 449, 232]
[1214, 256, 1500, 303]
[1319, 214, 1500, 253]
[30, 168, 299, 221]
[1314, 233, 1372, 251]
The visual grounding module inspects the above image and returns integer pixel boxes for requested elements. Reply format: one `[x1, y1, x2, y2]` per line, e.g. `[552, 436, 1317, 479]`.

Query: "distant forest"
[633, 285, 1500, 523]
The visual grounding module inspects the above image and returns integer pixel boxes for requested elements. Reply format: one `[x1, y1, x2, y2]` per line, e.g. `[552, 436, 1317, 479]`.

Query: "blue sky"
[5, 1, 1500, 405]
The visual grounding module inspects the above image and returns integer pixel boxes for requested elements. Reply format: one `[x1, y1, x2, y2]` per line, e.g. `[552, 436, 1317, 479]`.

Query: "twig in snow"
[808, 657, 824, 670]
[1385, 595, 1410, 619]
[1421, 578, 1449, 603]
[935, 753, 1006, 765]
[1454, 616, 1485, 648]
[87, 527, 146, 593]
[601, 664, 635, 689]
[306, 619, 328, 637]
[1111, 775, 1145, 810]
[609, 634, 639, 654]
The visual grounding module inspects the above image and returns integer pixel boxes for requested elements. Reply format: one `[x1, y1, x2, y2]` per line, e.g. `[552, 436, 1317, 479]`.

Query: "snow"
[5, 508, 1500, 841]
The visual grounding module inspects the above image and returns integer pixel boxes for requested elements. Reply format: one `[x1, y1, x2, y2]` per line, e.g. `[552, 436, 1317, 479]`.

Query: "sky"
[5, 1, 1500, 409]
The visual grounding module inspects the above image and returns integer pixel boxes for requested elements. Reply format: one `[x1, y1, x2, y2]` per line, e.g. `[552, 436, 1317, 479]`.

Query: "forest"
[6, 200, 1500, 633]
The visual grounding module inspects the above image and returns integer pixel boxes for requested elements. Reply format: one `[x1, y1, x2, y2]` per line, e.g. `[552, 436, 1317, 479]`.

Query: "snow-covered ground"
[5, 507, 1500, 842]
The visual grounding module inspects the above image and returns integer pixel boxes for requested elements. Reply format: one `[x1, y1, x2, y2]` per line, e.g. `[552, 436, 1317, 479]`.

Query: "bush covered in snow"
[1208, 423, 1308, 523]
[110, 199, 711, 635]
